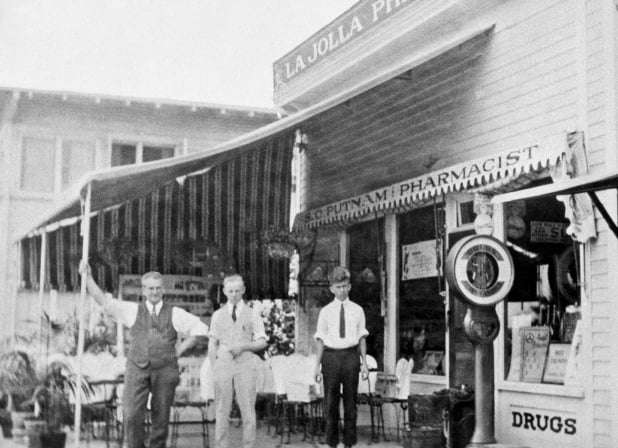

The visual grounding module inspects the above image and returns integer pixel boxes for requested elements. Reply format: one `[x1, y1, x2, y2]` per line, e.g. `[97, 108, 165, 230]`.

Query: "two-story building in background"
[0, 88, 279, 338]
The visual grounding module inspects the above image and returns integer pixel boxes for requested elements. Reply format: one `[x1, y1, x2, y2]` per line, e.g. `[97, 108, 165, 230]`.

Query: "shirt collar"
[148, 301, 162, 315]
[333, 298, 350, 306]
[228, 300, 244, 315]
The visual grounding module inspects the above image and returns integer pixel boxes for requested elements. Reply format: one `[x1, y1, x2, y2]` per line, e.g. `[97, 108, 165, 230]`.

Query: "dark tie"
[339, 303, 346, 338]
[151, 306, 158, 321]
[232, 304, 237, 323]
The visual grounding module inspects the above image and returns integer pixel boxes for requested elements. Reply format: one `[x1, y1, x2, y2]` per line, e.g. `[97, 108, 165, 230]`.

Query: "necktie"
[151, 306, 158, 321]
[339, 303, 346, 338]
[232, 304, 237, 323]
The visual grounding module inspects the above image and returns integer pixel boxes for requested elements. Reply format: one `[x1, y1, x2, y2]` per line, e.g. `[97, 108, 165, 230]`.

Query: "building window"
[143, 145, 174, 163]
[348, 218, 385, 368]
[399, 206, 446, 376]
[21, 137, 55, 192]
[111, 142, 175, 167]
[503, 196, 580, 385]
[61, 140, 95, 190]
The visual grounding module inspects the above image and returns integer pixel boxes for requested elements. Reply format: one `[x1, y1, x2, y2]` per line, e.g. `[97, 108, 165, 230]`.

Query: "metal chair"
[367, 357, 413, 442]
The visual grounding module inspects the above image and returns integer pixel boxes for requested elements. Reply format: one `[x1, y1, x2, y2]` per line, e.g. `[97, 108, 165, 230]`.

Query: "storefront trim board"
[496, 388, 584, 448]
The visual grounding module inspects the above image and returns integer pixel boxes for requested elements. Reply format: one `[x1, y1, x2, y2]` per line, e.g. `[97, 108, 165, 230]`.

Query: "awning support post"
[73, 182, 92, 448]
[588, 191, 618, 239]
[38, 230, 47, 354]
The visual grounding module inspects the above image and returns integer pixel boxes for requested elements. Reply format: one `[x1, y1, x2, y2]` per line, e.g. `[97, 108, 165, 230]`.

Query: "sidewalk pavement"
[2, 424, 408, 448]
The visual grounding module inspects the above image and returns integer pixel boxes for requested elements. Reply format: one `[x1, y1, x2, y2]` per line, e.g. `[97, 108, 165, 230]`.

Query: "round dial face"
[446, 235, 515, 307]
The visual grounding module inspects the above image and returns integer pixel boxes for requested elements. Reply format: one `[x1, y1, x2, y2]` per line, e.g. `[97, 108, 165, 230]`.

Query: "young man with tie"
[207, 273, 267, 448]
[314, 266, 369, 448]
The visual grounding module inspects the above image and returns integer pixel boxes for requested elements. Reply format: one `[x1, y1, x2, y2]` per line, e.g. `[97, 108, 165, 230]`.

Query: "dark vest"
[128, 302, 177, 369]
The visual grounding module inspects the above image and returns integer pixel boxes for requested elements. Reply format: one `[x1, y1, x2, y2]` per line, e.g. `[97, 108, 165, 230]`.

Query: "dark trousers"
[322, 347, 360, 447]
[123, 360, 180, 448]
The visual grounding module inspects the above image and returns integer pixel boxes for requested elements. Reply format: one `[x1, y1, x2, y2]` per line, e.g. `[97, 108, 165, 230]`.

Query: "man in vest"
[80, 262, 208, 448]
[207, 273, 267, 448]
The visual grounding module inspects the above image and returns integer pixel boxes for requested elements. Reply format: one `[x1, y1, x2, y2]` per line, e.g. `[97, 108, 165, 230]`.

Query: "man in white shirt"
[314, 266, 369, 448]
[80, 262, 208, 448]
[208, 274, 267, 448]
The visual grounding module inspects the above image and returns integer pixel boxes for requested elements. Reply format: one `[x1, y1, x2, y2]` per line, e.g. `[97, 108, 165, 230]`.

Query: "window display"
[504, 196, 581, 385]
[399, 206, 446, 375]
[349, 219, 384, 368]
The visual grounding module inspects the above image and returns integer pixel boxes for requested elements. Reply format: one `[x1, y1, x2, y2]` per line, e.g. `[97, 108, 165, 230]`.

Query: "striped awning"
[294, 133, 577, 230]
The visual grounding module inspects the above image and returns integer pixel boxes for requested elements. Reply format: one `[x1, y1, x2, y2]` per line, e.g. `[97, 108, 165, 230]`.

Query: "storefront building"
[275, 1, 618, 447]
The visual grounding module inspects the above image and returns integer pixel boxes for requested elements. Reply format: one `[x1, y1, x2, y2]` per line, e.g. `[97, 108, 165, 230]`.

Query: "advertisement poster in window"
[401, 240, 438, 280]
[520, 326, 550, 383]
[542, 343, 570, 384]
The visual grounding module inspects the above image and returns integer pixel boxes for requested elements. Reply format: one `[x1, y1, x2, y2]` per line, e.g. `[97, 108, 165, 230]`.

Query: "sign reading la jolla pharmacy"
[295, 136, 569, 229]
[273, 0, 413, 89]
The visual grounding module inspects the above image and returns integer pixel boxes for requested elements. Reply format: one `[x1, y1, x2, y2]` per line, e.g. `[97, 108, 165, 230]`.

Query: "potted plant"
[0, 348, 39, 437]
[1, 335, 93, 447]
[30, 362, 74, 448]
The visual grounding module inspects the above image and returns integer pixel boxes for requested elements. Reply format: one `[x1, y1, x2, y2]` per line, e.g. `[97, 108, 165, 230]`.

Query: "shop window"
[348, 218, 384, 368]
[503, 196, 581, 385]
[399, 205, 446, 376]
[61, 140, 95, 189]
[21, 137, 55, 192]
[457, 200, 475, 226]
[111, 142, 175, 167]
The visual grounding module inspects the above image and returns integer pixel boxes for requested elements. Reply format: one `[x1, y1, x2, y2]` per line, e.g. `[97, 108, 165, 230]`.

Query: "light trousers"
[213, 354, 258, 448]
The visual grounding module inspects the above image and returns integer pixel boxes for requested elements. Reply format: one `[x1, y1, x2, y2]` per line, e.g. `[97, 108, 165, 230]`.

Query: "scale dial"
[446, 235, 515, 307]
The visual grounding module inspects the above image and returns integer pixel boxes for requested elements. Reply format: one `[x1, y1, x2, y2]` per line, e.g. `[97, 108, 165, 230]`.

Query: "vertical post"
[384, 214, 398, 374]
[38, 230, 47, 352]
[10, 241, 21, 345]
[116, 291, 124, 357]
[463, 306, 499, 447]
[74, 182, 92, 447]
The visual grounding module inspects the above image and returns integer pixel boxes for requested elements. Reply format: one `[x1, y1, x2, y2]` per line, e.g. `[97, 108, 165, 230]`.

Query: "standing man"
[314, 266, 369, 448]
[208, 273, 267, 448]
[79, 262, 208, 448]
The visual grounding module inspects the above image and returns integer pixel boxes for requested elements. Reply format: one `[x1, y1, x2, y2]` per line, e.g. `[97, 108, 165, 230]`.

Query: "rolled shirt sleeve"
[357, 306, 369, 340]
[104, 299, 138, 328]
[314, 307, 329, 343]
[252, 307, 267, 341]
[172, 307, 209, 336]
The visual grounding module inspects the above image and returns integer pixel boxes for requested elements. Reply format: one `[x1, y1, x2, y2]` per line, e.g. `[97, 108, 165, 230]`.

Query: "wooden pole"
[38, 230, 47, 353]
[74, 182, 92, 447]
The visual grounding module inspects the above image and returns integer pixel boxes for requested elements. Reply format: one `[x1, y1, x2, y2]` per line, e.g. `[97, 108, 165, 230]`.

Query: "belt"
[324, 345, 358, 353]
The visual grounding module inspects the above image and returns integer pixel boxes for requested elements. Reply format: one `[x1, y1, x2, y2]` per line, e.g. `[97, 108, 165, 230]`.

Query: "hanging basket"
[267, 242, 295, 260]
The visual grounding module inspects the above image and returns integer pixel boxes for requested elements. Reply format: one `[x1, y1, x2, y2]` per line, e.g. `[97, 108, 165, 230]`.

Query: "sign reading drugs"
[273, 0, 413, 89]
[296, 138, 567, 229]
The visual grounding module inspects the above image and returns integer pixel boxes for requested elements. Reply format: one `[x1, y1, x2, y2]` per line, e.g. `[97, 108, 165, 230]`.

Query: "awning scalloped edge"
[294, 135, 571, 230]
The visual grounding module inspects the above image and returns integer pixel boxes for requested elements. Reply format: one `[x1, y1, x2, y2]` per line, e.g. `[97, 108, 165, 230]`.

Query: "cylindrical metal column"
[468, 341, 496, 446]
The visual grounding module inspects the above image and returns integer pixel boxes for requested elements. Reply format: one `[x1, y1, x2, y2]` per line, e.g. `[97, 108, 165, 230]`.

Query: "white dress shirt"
[210, 300, 267, 341]
[104, 299, 208, 336]
[314, 298, 369, 349]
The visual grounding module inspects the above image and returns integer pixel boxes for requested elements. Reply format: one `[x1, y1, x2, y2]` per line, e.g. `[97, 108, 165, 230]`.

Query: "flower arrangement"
[254, 299, 296, 357]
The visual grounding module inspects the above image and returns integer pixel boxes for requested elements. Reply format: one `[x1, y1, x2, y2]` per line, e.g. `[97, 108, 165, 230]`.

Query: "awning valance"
[294, 134, 574, 230]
